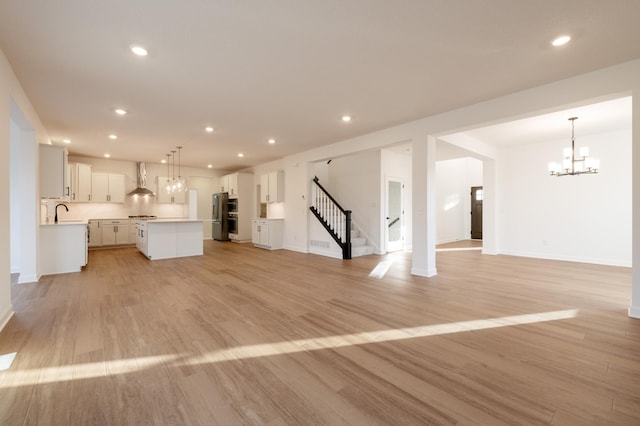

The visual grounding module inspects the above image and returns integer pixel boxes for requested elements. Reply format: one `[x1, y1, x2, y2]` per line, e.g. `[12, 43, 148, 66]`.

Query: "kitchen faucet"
[54, 203, 69, 223]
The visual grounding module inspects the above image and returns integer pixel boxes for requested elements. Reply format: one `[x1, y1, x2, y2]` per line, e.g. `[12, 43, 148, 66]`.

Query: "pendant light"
[170, 150, 177, 192]
[163, 153, 172, 194]
[175, 146, 187, 192]
[548, 117, 600, 176]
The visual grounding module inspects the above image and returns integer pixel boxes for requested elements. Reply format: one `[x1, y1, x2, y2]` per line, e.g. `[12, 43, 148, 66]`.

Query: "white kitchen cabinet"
[40, 222, 87, 275]
[88, 219, 102, 247]
[219, 174, 230, 193]
[252, 219, 283, 250]
[260, 171, 284, 203]
[40, 144, 69, 199]
[101, 219, 130, 245]
[92, 172, 125, 203]
[136, 220, 203, 260]
[75, 163, 92, 202]
[156, 176, 186, 204]
[136, 221, 148, 255]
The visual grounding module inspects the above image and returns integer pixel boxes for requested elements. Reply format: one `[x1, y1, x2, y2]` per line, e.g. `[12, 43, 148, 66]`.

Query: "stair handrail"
[310, 176, 352, 259]
[312, 176, 347, 213]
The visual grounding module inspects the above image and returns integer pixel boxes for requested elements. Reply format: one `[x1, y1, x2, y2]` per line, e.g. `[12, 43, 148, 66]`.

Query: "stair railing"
[309, 176, 352, 259]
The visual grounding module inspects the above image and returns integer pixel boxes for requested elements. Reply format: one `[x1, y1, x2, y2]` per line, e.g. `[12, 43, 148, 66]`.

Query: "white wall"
[9, 118, 20, 273]
[498, 128, 631, 266]
[1, 47, 51, 330]
[435, 157, 482, 244]
[326, 150, 382, 251]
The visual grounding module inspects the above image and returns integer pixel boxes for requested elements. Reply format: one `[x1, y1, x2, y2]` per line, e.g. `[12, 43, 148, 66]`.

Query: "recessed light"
[552, 35, 571, 47]
[268, 138, 276, 144]
[130, 45, 148, 56]
[104, 153, 111, 158]
[342, 115, 352, 122]
[161, 159, 167, 164]
[205, 126, 214, 133]
[115, 108, 127, 116]
[207, 164, 213, 169]
[108, 134, 118, 140]
[238, 153, 244, 158]
[63, 139, 71, 144]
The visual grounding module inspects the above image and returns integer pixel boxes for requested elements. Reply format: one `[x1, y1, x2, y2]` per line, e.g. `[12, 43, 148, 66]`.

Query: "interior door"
[471, 186, 483, 239]
[386, 177, 403, 252]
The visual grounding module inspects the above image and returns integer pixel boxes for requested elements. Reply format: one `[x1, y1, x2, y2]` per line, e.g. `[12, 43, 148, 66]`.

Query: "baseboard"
[411, 267, 437, 278]
[18, 274, 39, 284]
[283, 244, 308, 254]
[629, 306, 640, 319]
[0, 305, 14, 332]
[308, 248, 343, 260]
[497, 250, 631, 268]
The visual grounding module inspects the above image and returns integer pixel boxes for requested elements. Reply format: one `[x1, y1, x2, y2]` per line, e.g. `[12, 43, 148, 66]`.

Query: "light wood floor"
[1, 241, 639, 425]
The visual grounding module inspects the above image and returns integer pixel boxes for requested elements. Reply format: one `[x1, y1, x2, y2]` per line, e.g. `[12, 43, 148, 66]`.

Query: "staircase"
[350, 224, 375, 257]
[310, 176, 375, 259]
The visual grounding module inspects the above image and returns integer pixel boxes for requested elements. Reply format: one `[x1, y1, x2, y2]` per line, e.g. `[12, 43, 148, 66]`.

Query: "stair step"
[352, 245, 374, 257]
[352, 237, 366, 247]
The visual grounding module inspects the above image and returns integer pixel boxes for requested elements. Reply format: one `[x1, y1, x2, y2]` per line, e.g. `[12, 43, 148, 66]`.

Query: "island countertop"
[135, 218, 203, 223]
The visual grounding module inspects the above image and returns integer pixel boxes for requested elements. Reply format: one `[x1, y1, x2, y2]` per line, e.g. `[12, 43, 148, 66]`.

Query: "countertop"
[138, 218, 203, 223]
[40, 220, 88, 226]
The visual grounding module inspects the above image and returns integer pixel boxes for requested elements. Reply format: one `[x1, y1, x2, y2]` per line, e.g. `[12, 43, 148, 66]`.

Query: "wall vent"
[310, 239, 331, 248]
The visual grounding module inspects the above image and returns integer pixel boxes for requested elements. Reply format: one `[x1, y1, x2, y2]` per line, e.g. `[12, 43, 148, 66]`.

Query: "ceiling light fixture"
[207, 164, 213, 169]
[238, 153, 244, 158]
[205, 126, 214, 133]
[109, 134, 118, 140]
[552, 35, 571, 47]
[548, 117, 600, 176]
[115, 108, 127, 116]
[104, 153, 111, 158]
[175, 146, 187, 192]
[342, 115, 352, 122]
[268, 138, 276, 144]
[164, 153, 172, 194]
[130, 45, 148, 56]
[63, 139, 71, 144]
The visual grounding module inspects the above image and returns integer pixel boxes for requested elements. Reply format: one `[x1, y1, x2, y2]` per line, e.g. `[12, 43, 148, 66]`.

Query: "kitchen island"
[135, 219, 203, 260]
[40, 221, 88, 275]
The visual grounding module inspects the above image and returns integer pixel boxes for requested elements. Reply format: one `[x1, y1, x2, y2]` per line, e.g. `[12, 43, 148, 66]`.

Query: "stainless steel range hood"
[127, 162, 156, 196]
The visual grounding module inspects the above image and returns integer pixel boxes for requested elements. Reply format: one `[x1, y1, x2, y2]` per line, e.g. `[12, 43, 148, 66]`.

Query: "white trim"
[0, 306, 14, 332]
[283, 244, 308, 254]
[411, 267, 437, 278]
[18, 274, 39, 284]
[497, 250, 632, 268]
[628, 306, 640, 319]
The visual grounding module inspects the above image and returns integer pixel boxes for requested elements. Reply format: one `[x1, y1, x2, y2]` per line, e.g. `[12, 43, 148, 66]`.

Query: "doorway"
[386, 177, 404, 252]
[470, 186, 483, 240]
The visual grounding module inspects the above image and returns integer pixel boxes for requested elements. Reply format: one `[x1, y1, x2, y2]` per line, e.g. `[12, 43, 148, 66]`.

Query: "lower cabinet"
[252, 219, 284, 250]
[88, 220, 102, 248]
[136, 220, 203, 260]
[88, 219, 132, 248]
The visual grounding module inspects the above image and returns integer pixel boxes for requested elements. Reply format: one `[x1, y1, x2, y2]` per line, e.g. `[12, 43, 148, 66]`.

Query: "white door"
[385, 177, 403, 252]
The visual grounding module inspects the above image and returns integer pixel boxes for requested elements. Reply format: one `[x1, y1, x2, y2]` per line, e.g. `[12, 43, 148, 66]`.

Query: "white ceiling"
[1, 1, 639, 170]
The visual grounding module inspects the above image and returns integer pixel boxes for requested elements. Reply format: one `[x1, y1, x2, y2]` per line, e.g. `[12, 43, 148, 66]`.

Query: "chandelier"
[163, 147, 188, 194]
[548, 117, 600, 176]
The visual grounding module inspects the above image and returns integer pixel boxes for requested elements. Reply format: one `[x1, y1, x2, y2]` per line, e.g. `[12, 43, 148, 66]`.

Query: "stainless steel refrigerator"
[212, 192, 229, 241]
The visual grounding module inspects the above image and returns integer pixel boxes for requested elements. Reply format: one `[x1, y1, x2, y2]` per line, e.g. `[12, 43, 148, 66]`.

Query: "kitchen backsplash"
[41, 197, 188, 223]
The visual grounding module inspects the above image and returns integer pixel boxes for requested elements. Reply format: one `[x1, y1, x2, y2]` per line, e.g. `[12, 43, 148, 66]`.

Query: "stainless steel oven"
[227, 214, 238, 235]
[227, 198, 238, 213]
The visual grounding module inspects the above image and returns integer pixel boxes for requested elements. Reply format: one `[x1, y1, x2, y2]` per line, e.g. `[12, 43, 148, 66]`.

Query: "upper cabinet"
[219, 174, 230, 193]
[91, 172, 125, 203]
[156, 176, 186, 204]
[68, 162, 92, 202]
[260, 171, 284, 203]
[40, 145, 69, 199]
[219, 172, 252, 198]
